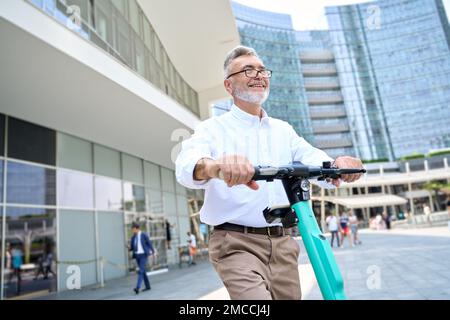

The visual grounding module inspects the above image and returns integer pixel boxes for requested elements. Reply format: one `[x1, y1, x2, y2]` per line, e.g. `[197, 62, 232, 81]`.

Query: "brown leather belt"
[214, 222, 285, 237]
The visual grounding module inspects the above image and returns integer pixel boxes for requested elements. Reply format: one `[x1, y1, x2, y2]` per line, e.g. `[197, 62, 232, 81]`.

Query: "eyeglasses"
[226, 68, 273, 80]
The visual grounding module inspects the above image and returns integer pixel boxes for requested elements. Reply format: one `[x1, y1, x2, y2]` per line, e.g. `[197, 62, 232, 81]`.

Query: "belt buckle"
[267, 227, 271, 237]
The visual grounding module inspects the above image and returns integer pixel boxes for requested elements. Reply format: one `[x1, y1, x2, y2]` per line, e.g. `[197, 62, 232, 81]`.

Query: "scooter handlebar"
[252, 162, 366, 181]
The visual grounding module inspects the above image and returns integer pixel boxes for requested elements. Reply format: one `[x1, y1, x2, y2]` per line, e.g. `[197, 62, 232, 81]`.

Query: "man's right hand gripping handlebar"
[194, 155, 365, 189]
[193, 155, 259, 190]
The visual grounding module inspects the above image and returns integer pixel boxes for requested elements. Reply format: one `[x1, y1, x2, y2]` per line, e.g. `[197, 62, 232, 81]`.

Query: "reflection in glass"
[0, 210, 3, 297]
[7, 161, 56, 206]
[4, 207, 56, 299]
[123, 183, 145, 212]
[146, 188, 163, 214]
[114, 13, 132, 66]
[93, 0, 113, 45]
[161, 168, 175, 193]
[0, 114, 5, 156]
[57, 169, 94, 208]
[94, 176, 122, 211]
[0, 160, 3, 202]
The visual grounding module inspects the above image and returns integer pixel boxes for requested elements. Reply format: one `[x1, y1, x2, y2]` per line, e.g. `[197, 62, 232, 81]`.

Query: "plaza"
[32, 226, 450, 300]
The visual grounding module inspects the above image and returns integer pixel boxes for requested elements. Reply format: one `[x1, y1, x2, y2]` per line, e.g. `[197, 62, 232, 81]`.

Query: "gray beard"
[233, 87, 269, 105]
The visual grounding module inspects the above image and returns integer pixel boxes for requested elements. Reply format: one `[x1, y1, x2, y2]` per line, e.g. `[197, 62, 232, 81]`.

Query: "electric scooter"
[252, 161, 366, 300]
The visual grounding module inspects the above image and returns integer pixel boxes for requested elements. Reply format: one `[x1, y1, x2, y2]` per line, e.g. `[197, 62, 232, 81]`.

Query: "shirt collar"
[230, 104, 269, 125]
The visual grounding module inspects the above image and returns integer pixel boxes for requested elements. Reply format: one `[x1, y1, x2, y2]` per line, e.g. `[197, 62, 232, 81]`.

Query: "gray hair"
[223, 45, 259, 79]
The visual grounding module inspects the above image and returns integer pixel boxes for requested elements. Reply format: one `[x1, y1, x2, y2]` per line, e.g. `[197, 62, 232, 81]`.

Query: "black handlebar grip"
[251, 166, 280, 181]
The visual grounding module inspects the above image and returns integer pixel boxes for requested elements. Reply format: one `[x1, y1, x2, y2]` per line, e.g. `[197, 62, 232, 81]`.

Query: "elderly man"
[176, 46, 363, 300]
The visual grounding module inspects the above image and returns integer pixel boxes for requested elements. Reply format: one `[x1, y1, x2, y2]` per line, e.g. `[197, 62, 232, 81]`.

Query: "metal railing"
[25, 0, 199, 116]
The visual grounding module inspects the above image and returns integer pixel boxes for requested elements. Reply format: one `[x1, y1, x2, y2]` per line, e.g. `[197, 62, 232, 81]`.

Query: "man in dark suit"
[129, 223, 154, 294]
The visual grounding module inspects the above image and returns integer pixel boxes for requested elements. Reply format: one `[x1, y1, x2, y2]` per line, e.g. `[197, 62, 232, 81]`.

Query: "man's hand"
[331, 156, 364, 187]
[194, 155, 258, 190]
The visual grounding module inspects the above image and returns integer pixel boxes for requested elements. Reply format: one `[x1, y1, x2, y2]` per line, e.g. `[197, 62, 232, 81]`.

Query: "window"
[134, 36, 147, 78]
[143, 19, 154, 54]
[121, 154, 143, 185]
[94, 176, 122, 211]
[160, 168, 175, 193]
[4, 206, 56, 298]
[7, 161, 56, 206]
[93, 0, 113, 46]
[57, 133, 92, 173]
[57, 169, 94, 209]
[144, 161, 161, 189]
[0, 114, 4, 156]
[123, 183, 145, 212]
[128, 0, 141, 36]
[8, 117, 56, 166]
[111, 0, 127, 16]
[0, 160, 3, 202]
[93, 145, 121, 180]
[114, 13, 132, 66]
[146, 188, 163, 213]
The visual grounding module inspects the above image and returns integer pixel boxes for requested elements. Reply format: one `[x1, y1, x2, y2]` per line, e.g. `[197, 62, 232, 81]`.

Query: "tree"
[423, 181, 450, 211]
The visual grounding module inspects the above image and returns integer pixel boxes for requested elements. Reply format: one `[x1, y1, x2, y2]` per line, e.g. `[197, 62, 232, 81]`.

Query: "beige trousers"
[208, 229, 301, 300]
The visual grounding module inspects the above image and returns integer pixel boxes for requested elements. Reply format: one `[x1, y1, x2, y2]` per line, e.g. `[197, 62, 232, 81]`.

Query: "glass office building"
[231, 2, 355, 157]
[296, 30, 355, 159]
[326, 0, 450, 160]
[232, 0, 450, 161]
[231, 2, 315, 143]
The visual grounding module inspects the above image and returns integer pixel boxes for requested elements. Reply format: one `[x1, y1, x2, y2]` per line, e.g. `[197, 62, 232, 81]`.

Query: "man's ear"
[224, 79, 233, 95]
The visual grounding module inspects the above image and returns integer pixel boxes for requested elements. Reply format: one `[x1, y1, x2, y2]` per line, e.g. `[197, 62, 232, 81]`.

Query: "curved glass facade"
[26, 0, 199, 116]
[326, 0, 450, 160]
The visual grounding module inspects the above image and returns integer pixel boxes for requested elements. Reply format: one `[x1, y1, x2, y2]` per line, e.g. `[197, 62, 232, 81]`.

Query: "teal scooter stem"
[253, 161, 366, 300]
[292, 200, 346, 299]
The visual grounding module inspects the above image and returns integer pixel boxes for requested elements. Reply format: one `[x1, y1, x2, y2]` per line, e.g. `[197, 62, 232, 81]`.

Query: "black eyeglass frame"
[226, 68, 273, 80]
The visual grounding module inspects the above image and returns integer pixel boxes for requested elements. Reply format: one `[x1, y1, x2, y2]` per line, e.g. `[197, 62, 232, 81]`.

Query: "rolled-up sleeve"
[288, 124, 336, 189]
[175, 122, 215, 189]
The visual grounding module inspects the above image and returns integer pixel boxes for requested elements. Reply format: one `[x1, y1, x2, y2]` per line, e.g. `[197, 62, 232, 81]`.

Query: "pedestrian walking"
[349, 211, 361, 245]
[129, 223, 154, 294]
[187, 231, 197, 266]
[326, 214, 340, 248]
[339, 212, 352, 248]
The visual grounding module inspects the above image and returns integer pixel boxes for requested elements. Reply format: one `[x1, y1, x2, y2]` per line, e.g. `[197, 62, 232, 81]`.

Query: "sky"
[233, 0, 450, 31]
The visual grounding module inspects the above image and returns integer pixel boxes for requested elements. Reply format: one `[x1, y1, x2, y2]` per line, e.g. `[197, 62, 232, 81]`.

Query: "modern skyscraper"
[231, 2, 315, 143]
[231, 0, 450, 161]
[231, 2, 355, 158]
[326, 0, 450, 160]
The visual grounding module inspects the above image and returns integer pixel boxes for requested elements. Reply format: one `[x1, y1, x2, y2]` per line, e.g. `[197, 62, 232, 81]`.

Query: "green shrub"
[400, 153, 425, 161]
[428, 149, 450, 157]
[362, 158, 389, 164]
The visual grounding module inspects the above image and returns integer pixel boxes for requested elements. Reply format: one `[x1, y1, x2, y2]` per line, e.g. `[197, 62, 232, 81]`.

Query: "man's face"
[224, 55, 270, 105]
[132, 227, 139, 235]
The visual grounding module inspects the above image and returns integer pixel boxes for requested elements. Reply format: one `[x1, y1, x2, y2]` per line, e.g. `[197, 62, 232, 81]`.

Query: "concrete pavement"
[36, 226, 450, 300]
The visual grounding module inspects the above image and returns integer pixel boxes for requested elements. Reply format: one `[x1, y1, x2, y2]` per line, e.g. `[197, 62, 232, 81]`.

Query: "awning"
[402, 190, 431, 198]
[337, 168, 450, 188]
[313, 194, 408, 209]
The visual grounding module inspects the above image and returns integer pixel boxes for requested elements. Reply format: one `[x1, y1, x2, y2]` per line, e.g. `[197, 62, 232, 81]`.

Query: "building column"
[320, 187, 326, 232]
[408, 182, 416, 225]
